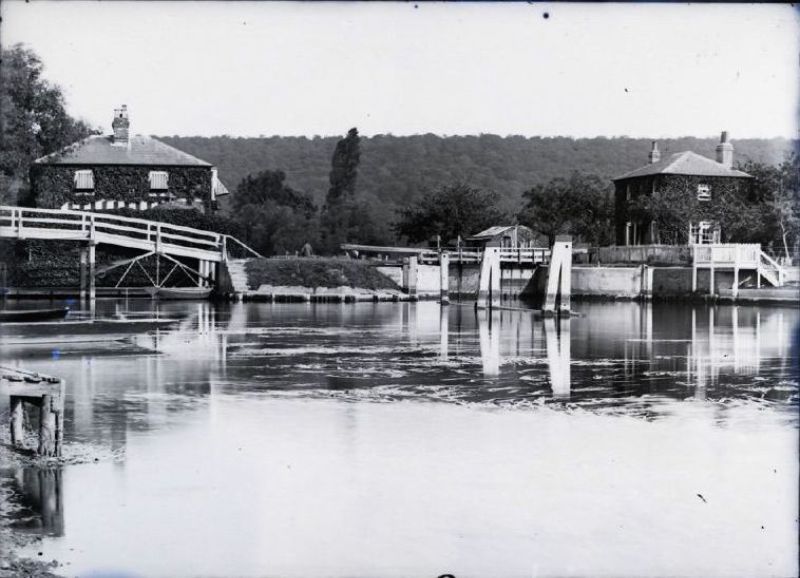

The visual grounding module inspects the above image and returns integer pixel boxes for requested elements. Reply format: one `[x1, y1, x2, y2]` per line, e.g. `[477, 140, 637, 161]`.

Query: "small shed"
[465, 225, 541, 249]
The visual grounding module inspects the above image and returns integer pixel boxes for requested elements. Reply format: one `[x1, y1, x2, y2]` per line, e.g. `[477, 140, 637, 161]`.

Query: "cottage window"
[74, 170, 94, 192]
[697, 184, 711, 201]
[149, 171, 169, 190]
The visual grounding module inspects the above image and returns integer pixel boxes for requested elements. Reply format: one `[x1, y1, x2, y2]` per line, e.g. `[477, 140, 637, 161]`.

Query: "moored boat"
[146, 287, 212, 300]
[0, 307, 69, 323]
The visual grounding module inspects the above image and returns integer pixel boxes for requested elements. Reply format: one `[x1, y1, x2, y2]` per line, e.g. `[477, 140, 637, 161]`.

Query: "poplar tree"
[321, 128, 362, 253]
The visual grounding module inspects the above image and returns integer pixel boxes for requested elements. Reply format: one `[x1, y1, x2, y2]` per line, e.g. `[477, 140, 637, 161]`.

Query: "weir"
[346, 239, 573, 314]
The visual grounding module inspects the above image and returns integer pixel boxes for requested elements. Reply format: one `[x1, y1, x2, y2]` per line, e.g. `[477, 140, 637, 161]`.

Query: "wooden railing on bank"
[340, 243, 550, 265]
[692, 243, 785, 287]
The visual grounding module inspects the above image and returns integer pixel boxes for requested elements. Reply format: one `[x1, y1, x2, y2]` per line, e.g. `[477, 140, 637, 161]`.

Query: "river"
[1, 299, 798, 577]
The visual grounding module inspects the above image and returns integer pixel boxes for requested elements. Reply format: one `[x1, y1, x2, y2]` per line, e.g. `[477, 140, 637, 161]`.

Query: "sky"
[1, 1, 798, 139]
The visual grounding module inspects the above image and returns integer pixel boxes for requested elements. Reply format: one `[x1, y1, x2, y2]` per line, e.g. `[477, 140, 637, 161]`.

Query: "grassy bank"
[244, 257, 399, 291]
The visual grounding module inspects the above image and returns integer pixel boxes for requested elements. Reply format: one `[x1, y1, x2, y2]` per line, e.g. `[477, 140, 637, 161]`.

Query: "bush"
[244, 257, 399, 290]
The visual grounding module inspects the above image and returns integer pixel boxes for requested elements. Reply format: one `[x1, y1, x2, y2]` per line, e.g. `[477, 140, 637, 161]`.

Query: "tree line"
[2, 43, 798, 260]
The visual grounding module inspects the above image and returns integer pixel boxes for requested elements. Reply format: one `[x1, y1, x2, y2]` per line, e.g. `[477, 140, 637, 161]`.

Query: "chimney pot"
[715, 130, 733, 168]
[648, 140, 661, 164]
[112, 104, 130, 146]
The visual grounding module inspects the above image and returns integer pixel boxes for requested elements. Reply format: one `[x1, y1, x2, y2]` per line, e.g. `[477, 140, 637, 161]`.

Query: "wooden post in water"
[39, 394, 57, 456]
[4, 370, 65, 458]
[477, 248, 500, 309]
[439, 253, 450, 305]
[406, 256, 418, 298]
[490, 250, 501, 308]
[543, 235, 572, 315]
[10, 396, 24, 446]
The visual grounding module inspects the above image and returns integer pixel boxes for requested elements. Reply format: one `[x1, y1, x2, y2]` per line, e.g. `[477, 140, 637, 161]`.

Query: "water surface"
[1, 300, 797, 577]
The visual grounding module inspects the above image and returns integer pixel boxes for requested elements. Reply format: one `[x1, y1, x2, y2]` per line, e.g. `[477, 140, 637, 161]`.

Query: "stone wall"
[572, 266, 643, 298]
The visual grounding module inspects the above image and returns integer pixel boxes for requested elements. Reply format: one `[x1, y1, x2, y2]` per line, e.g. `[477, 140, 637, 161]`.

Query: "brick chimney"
[648, 140, 661, 164]
[112, 105, 130, 145]
[715, 130, 733, 168]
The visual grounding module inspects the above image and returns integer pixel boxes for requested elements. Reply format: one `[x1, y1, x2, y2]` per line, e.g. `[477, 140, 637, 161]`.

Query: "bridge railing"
[0, 205, 224, 255]
[498, 247, 549, 263]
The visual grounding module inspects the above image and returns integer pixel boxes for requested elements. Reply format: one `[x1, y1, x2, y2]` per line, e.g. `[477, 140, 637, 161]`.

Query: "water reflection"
[544, 316, 571, 398]
[0, 300, 796, 455]
[1, 467, 64, 537]
[477, 310, 500, 377]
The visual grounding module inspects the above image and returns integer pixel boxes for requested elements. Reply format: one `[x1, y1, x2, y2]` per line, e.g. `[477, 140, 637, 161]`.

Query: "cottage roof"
[467, 225, 531, 240]
[613, 151, 751, 181]
[33, 135, 212, 167]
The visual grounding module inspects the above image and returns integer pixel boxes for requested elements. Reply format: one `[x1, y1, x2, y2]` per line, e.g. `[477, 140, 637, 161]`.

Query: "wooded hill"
[160, 134, 794, 221]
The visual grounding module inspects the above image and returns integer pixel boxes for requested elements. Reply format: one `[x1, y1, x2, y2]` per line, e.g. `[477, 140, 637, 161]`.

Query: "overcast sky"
[2, 1, 798, 139]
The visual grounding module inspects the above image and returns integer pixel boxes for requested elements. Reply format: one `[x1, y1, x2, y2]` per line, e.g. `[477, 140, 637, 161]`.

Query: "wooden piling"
[477, 248, 501, 309]
[39, 395, 58, 457]
[543, 235, 572, 315]
[10, 396, 24, 446]
[3, 369, 65, 458]
[440, 253, 450, 305]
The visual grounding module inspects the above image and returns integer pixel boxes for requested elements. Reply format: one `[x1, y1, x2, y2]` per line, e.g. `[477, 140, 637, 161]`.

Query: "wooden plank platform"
[1, 366, 65, 457]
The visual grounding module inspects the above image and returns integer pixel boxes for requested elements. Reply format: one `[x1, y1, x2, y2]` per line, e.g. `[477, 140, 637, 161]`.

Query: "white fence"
[0, 205, 260, 262]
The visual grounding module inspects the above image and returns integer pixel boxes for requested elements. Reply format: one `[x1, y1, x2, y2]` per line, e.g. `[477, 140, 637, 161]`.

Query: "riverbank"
[238, 257, 412, 302]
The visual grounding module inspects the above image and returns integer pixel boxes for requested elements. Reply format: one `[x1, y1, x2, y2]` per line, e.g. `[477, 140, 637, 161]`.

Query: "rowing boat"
[146, 287, 212, 300]
[0, 307, 69, 323]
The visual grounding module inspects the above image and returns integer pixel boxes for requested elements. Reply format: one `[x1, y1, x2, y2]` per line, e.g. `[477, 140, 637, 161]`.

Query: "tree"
[326, 127, 361, 205]
[1, 44, 96, 204]
[394, 183, 507, 245]
[232, 169, 318, 256]
[740, 155, 800, 258]
[233, 169, 315, 218]
[320, 128, 364, 252]
[518, 172, 613, 246]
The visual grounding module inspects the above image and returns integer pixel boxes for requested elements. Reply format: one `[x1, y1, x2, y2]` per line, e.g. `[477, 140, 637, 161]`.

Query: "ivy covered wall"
[28, 164, 213, 211]
[615, 174, 752, 245]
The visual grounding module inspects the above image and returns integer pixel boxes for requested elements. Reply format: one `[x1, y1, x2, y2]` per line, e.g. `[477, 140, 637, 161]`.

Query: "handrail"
[760, 250, 785, 285]
[0, 205, 220, 242]
[0, 205, 259, 262]
[760, 249, 782, 271]
[224, 235, 263, 259]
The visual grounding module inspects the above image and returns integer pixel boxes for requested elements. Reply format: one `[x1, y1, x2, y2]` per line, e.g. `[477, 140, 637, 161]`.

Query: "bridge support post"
[79, 248, 88, 301]
[198, 260, 209, 287]
[439, 253, 449, 305]
[543, 236, 572, 316]
[88, 243, 96, 301]
[709, 265, 715, 296]
[79, 243, 96, 301]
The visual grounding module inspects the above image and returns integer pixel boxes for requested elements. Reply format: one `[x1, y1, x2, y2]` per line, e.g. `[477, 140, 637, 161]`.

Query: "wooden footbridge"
[0, 205, 261, 298]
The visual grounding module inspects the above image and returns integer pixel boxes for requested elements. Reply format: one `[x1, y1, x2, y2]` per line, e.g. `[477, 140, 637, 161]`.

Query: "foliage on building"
[29, 164, 213, 210]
